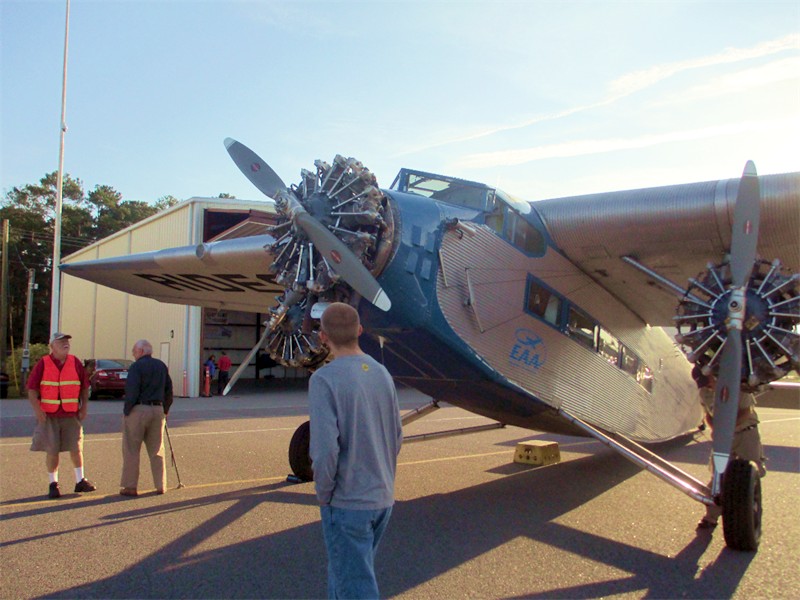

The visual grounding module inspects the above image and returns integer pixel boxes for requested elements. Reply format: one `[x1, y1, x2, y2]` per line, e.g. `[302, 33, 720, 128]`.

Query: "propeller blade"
[224, 138, 288, 199]
[708, 162, 760, 494]
[224, 137, 391, 312]
[730, 161, 761, 287]
[709, 330, 743, 495]
[222, 325, 272, 396]
[296, 212, 391, 311]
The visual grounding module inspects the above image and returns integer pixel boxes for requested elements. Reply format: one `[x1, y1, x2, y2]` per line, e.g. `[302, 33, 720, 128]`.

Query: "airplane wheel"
[288, 420, 313, 482]
[722, 459, 762, 552]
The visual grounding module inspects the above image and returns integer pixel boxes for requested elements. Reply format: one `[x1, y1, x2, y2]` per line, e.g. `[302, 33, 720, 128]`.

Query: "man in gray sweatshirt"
[309, 302, 403, 599]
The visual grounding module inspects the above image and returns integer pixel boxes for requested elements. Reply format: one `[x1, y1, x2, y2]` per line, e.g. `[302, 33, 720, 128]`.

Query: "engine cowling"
[676, 259, 800, 387]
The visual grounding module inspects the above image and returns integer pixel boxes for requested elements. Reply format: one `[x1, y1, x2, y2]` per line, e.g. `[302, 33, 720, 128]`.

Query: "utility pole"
[1, 219, 9, 378]
[22, 270, 36, 378]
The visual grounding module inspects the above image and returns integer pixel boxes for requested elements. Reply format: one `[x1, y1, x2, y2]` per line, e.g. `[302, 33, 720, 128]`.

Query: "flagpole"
[50, 0, 70, 336]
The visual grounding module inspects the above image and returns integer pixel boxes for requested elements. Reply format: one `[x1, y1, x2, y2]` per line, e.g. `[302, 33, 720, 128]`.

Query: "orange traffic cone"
[203, 367, 211, 397]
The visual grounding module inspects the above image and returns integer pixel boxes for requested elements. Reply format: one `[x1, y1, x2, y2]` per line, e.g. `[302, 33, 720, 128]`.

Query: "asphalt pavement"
[1, 379, 798, 599]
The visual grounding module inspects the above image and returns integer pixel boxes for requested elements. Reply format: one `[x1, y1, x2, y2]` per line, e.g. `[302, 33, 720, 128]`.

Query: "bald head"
[320, 303, 362, 349]
[132, 339, 153, 359]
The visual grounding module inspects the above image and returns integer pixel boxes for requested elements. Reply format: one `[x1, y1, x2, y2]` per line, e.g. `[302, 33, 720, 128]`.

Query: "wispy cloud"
[656, 56, 800, 105]
[609, 34, 800, 96]
[395, 33, 800, 157]
[450, 117, 800, 169]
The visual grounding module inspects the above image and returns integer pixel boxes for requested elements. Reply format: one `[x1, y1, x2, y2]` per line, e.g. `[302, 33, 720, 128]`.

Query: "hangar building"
[60, 197, 295, 397]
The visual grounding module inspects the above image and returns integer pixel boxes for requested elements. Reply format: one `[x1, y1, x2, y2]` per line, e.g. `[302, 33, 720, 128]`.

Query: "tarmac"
[1, 379, 798, 599]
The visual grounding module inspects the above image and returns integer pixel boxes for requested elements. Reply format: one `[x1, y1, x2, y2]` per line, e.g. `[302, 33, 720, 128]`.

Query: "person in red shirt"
[26, 332, 96, 499]
[217, 351, 232, 395]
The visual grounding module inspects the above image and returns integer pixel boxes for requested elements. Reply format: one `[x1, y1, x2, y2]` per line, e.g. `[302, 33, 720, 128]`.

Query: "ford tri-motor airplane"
[61, 139, 799, 552]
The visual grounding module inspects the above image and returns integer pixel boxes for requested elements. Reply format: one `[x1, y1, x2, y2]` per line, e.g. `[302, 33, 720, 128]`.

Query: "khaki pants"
[121, 405, 166, 491]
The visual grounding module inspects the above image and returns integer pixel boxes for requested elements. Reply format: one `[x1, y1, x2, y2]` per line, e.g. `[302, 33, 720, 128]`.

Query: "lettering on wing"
[134, 273, 280, 293]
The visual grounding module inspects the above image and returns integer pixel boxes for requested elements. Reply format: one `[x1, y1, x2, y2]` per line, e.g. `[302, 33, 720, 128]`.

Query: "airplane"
[61, 138, 800, 552]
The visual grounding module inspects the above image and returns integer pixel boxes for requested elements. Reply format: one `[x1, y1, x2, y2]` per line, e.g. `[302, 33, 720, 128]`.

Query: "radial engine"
[260, 156, 394, 369]
[676, 259, 800, 387]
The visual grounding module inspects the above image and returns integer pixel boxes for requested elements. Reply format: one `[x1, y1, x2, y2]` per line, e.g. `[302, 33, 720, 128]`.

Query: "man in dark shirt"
[120, 339, 173, 497]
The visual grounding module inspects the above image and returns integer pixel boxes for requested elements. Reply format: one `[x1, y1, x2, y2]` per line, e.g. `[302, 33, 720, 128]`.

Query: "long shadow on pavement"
[38, 448, 752, 599]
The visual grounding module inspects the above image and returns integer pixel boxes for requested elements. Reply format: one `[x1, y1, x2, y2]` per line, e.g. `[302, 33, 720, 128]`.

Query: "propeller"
[225, 138, 391, 312]
[224, 138, 288, 199]
[709, 161, 761, 494]
[222, 325, 271, 396]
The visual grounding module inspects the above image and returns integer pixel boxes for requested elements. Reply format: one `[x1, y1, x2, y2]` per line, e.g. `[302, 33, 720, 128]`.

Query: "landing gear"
[288, 420, 313, 482]
[722, 459, 762, 551]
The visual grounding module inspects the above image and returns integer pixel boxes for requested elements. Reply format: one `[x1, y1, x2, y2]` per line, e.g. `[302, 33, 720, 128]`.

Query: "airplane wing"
[533, 171, 800, 326]
[60, 234, 283, 313]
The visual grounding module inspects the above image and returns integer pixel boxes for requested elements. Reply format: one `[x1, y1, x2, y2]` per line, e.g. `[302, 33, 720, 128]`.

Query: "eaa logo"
[509, 328, 547, 370]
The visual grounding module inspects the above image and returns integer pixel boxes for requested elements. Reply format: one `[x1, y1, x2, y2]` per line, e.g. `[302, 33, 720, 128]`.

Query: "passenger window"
[598, 328, 620, 366]
[620, 345, 639, 375]
[526, 281, 561, 325]
[568, 308, 596, 349]
[637, 364, 654, 393]
[524, 274, 653, 394]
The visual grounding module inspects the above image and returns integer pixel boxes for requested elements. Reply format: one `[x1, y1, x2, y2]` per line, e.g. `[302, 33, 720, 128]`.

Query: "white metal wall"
[61, 198, 270, 397]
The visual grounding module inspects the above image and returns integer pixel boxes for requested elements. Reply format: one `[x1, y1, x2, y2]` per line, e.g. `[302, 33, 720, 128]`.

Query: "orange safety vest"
[39, 355, 81, 413]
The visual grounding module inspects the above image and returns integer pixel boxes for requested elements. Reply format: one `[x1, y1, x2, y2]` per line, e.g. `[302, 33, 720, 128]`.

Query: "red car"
[87, 359, 133, 399]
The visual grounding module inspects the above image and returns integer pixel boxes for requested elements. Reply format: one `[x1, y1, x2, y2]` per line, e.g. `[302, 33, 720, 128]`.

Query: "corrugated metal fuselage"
[361, 190, 703, 442]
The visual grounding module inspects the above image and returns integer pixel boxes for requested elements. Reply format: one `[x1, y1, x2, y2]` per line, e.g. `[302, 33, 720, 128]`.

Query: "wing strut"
[558, 408, 713, 506]
[399, 398, 506, 443]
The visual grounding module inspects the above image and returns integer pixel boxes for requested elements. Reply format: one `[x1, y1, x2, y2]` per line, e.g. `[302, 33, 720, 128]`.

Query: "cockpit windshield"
[391, 167, 546, 257]
[391, 169, 493, 211]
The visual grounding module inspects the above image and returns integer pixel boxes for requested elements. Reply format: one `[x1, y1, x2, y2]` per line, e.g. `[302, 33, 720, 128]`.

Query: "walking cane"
[164, 421, 185, 489]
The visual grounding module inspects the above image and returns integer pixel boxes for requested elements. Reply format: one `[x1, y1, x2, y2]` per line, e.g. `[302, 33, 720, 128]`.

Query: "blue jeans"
[320, 505, 393, 599]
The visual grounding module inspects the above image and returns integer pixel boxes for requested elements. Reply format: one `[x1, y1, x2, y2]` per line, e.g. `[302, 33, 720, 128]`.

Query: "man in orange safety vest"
[26, 332, 97, 499]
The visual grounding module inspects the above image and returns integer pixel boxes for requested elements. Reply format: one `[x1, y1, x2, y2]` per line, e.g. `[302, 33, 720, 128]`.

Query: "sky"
[1, 0, 798, 206]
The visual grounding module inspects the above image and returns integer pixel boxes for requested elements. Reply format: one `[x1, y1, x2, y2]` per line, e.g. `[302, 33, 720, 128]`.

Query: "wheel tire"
[288, 420, 313, 482]
[89, 388, 98, 400]
[722, 459, 762, 551]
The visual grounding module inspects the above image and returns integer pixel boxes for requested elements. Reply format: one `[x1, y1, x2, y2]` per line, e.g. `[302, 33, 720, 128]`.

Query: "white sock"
[48, 472, 58, 484]
[74, 467, 84, 483]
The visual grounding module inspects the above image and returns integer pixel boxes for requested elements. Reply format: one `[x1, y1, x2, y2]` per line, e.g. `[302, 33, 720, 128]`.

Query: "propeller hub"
[305, 191, 338, 229]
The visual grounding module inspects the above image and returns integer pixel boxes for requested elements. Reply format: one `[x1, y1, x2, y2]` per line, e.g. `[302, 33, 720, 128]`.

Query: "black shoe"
[74, 478, 97, 493]
[48, 482, 61, 499]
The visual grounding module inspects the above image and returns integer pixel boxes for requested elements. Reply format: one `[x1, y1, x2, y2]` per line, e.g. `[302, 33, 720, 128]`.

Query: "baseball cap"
[49, 332, 72, 343]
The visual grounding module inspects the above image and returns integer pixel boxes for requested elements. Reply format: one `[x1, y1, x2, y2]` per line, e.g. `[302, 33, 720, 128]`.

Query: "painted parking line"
[0, 435, 646, 512]
[0, 414, 491, 447]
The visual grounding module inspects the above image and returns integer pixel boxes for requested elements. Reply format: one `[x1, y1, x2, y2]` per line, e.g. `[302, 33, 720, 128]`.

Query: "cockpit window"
[507, 212, 546, 256]
[392, 167, 546, 256]
[392, 169, 491, 211]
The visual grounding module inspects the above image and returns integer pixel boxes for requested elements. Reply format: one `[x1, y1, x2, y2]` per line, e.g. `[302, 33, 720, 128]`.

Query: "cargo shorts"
[30, 416, 84, 454]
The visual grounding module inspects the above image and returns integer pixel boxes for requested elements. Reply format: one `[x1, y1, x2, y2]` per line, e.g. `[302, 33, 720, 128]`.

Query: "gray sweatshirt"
[309, 354, 403, 509]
